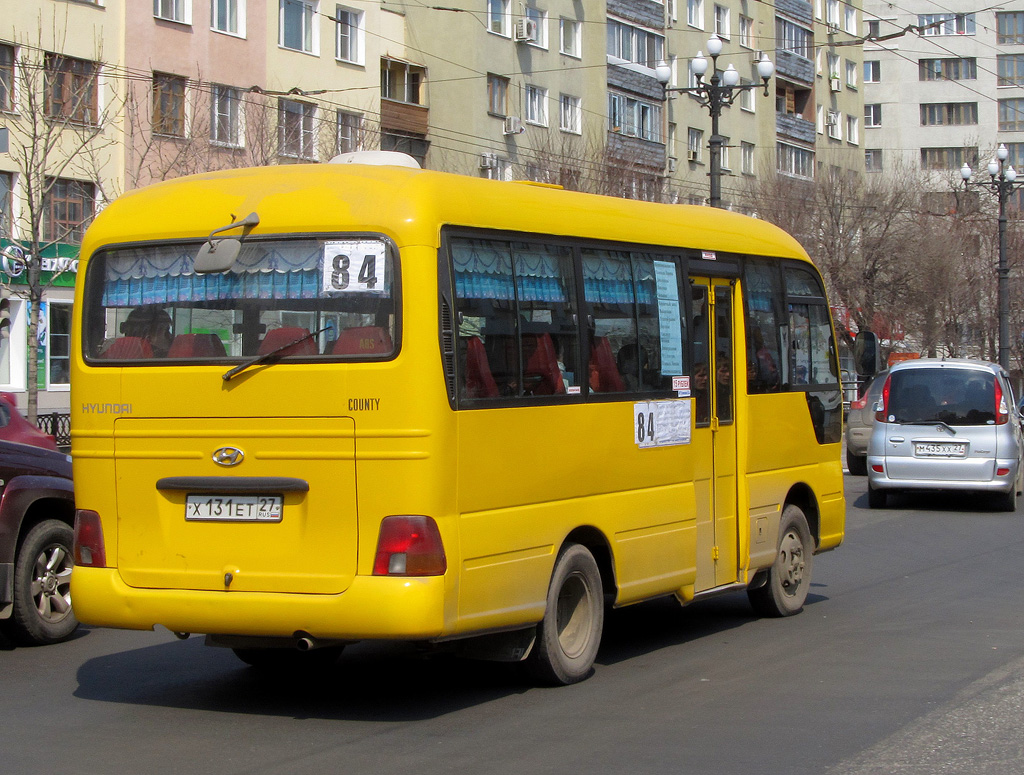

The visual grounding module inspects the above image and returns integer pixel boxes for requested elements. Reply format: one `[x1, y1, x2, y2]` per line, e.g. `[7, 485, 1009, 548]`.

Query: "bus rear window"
[82, 237, 398, 362]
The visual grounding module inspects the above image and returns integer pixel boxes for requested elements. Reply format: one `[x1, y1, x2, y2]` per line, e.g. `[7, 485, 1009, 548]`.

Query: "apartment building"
[861, 1, 1022, 188]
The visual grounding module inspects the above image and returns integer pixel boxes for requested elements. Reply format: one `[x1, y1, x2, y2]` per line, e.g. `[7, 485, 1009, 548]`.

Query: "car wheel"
[747, 504, 814, 617]
[867, 484, 887, 509]
[3, 520, 78, 646]
[846, 448, 867, 476]
[526, 542, 604, 685]
[994, 486, 1017, 513]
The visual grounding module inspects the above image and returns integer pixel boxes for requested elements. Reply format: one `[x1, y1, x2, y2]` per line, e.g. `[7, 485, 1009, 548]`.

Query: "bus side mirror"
[854, 331, 882, 377]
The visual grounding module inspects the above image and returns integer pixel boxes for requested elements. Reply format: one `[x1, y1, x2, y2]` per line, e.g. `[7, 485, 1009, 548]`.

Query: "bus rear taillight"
[73, 510, 107, 567]
[875, 374, 893, 423]
[373, 515, 446, 576]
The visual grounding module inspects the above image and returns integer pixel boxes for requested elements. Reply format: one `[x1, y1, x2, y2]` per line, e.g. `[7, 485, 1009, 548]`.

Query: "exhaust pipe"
[296, 636, 316, 651]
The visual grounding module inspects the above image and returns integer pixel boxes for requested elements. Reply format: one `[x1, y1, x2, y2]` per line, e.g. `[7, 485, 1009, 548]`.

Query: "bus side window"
[743, 260, 783, 394]
[581, 248, 635, 394]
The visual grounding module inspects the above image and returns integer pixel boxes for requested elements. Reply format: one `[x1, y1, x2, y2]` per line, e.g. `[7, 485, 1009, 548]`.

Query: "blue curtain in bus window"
[581, 251, 654, 305]
[451, 239, 515, 300]
[512, 244, 571, 303]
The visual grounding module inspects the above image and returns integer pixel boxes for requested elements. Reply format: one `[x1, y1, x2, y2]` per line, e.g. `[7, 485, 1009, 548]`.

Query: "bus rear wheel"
[747, 505, 813, 618]
[527, 543, 603, 686]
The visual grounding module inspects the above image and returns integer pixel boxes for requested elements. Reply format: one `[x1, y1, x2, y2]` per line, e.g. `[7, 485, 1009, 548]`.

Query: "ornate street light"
[656, 35, 774, 209]
[960, 144, 1022, 371]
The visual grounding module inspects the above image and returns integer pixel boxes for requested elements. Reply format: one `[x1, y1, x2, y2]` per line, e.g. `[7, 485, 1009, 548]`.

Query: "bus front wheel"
[527, 542, 604, 686]
[747, 505, 813, 618]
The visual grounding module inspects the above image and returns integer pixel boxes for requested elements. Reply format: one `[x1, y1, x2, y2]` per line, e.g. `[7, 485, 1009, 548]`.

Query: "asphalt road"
[4, 474, 1024, 775]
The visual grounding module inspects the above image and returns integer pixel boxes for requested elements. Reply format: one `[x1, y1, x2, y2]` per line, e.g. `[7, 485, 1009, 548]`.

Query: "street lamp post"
[960, 144, 1022, 372]
[655, 35, 773, 209]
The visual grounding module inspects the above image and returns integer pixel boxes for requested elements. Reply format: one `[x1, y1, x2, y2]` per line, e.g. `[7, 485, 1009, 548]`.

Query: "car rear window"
[888, 368, 996, 426]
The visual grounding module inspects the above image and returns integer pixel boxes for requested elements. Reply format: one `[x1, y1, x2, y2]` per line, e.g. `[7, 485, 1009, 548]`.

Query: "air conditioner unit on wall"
[829, 77, 842, 92]
[514, 18, 538, 43]
[503, 116, 524, 135]
[667, 156, 678, 172]
[480, 152, 498, 169]
[687, 149, 699, 162]
[826, 111, 840, 126]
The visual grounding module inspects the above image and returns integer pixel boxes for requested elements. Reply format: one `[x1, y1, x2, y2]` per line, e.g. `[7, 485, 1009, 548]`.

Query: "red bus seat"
[523, 333, 565, 395]
[101, 337, 153, 359]
[589, 337, 626, 393]
[331, 326, 393, 355]
[258, 327, 317, 356]
[464, 336, 498, 398]
[167, 333, 226, 358]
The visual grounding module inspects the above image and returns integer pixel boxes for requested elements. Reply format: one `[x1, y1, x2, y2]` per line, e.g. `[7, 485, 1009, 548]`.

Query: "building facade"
[1, 0, 866, 411]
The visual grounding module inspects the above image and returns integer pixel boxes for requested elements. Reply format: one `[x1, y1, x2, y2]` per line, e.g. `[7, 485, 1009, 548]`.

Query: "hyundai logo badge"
[212, 446, 244, 467]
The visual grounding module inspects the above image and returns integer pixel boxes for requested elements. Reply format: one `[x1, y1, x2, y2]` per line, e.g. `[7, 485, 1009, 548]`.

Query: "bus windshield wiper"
[222, 326, 329, 382]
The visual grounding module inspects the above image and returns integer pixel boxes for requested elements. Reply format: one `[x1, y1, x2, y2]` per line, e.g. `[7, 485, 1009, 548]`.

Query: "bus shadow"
[73, 589, 828, 720]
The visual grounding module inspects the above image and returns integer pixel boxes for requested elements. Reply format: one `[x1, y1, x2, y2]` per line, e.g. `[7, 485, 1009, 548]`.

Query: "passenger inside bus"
[101, 306, 174, 359]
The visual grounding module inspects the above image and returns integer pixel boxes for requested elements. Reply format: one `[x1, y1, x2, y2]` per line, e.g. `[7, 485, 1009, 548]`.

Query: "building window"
[826, 0, 840, 27]
[0, 172, 11, 237]
[845, 59, 857, 87]
[738, 15, 753, 48]
[739, 79, 755, 112]
[44, 178, 95, 244]
[336, 110, 362, 153]
[997, 12, 1024, 44]
[998, 55, 1024, 87]
[826, 110, 841, 140]
[278, 98, 316, 159]
[280, 0, 317, 53]
[210, 85, 241, 146]
[381, 59, 425, 105]
[816, 103, 824, 134]
[212, 0, 244, 35]
[559, 94, 581, 134]
[525, 6, 548, 48]
[776, 18, 812, 60]
[918, 13, 975, 37]
[687, 0, 704, 30]
[920, 102, 978, 126]
[154, 0, 191, 24]
[844, 3, 856, 33]
[487, 74, 509, 116]
[866, 19, 880, 38]
[687, 128, 703, 162]
[999, 99, 1024, 132]
[919, 58, 977, 81]
[714, 5, 730, 38]
[846, 115, 858, 144]
[920, 147, 976, 171]
[152, 72, 187, 137]
[525, 85, 548, 126]
[741, 141, 755, 175]
[607, 19, 665, 69]
[48, 303, 71, 387]
[864, 60, 879, 82]
[0, 44, 13, 112]
[488, 0, 510, 36]
[865, 149, 882, 172]
[777, 143, 813, 178]
[560, 18, 581, 57]
[864, 103, 881, 127]
[609, 92, 663, 143]
[45, 53, 99, 125]
[335, 6, 364, 64]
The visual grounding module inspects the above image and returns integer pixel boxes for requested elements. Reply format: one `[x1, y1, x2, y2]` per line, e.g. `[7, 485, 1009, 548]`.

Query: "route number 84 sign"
[322, 240, 387, 294]
[634, 400, 691, 448]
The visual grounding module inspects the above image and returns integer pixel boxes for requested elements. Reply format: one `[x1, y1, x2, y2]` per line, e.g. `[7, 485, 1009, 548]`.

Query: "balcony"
[776, 112, 816, 144]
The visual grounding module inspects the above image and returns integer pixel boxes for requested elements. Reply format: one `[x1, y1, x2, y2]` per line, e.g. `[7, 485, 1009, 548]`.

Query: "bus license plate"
[185, 495, 283, 522]
[914, 442, 967, 458]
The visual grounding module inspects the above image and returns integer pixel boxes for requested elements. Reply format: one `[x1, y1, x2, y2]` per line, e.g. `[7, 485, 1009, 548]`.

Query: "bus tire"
[527, 542, 604, 686]
[232, 645, 344, 672]
[3, 520, 78, 646]
[747, 505, 813, 618]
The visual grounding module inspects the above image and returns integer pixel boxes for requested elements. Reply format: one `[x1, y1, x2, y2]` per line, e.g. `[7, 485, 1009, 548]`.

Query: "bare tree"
[3, 27, 123, 421]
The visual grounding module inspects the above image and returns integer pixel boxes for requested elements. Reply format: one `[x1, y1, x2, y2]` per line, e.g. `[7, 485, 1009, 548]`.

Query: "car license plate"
[914, 442, 967, 458]
[185, 494, 283, 522]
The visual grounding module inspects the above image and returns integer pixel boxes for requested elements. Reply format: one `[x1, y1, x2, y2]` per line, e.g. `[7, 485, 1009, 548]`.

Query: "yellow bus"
[70, 152, 844, 685]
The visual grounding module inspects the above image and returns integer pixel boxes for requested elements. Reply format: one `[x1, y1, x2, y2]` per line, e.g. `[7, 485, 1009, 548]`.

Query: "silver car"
[867, 359, 1024, 510]
[845, 370, 887, 476]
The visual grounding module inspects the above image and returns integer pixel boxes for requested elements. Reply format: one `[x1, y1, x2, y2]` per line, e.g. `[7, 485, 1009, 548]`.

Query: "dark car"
[0, 440, 77, 645]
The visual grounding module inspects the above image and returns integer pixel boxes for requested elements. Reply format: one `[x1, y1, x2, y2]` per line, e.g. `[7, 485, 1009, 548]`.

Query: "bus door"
[690, 278, 739, 590]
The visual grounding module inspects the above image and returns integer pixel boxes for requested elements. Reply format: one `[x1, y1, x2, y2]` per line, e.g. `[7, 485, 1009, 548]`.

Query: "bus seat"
[258, 327, 317, 356]
[101, 337, 153, 359]
[167, 333, 226, 358]
[589, 337, 625, 393]
[332, 326, 393, 355]
[523, 333, 565, 395]
[464, 336, 498, 398]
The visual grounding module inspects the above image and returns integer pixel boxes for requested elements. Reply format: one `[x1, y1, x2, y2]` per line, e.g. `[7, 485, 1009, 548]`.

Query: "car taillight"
[850, 395, 868, 410]
[73, 509, 107, 567]
[995, 380, 1009, 425]
[373, 515, 446, 576]
[875, 374, 893, 423]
